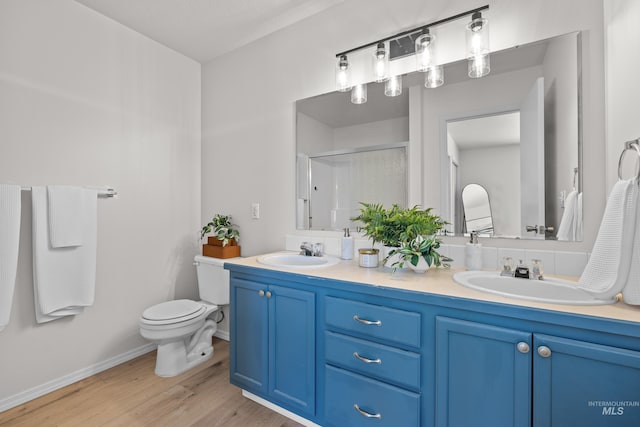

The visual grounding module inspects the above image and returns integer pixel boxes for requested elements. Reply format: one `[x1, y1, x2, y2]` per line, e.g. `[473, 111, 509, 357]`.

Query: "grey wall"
[0, 0, 201, 404]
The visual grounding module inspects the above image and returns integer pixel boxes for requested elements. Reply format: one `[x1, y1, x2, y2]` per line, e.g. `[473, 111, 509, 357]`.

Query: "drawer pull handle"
[353, 315, 382, 326]
[354, 404, 382, 419]
[353, 352, 382, 364]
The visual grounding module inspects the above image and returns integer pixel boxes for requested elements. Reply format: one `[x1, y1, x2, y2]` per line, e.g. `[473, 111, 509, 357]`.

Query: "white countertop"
[225, 254, 640, 325]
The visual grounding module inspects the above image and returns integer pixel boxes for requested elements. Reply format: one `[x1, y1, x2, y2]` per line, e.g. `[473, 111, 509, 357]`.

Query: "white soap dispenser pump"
[465, 231, 483, 270]
[341, 228, 354, 260]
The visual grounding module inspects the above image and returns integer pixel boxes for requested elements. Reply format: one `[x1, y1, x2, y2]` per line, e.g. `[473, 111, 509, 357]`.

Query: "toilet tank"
[194, 255, 237, 305]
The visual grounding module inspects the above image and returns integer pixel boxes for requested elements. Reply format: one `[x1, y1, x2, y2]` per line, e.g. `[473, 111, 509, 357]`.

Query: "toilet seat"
[141, 299, 206, 326]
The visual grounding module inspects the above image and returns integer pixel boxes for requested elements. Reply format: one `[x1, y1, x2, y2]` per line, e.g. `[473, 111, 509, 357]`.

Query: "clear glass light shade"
[466, 13, 490, 78]
[335, 55, 351, 92]
[351, 83, 367, 104]
[372, 42, 389, 82]
[415, 32, 436, 72]
[424, 65, 444, 88]
[384, 75, 402, 97]
[468, 53, 490, 78]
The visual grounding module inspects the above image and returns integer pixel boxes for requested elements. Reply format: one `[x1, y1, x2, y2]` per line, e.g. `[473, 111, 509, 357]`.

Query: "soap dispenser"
[465, 231, 482, 270]
[341, 228, 354, 260]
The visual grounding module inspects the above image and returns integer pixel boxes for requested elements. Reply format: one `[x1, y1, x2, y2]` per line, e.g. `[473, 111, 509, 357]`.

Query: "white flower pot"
[408, 257, 430, 273]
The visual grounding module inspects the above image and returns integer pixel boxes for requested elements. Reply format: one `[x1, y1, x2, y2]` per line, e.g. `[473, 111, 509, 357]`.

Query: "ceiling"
[448, 111, 521, 149]
[74, 0, 345, 63]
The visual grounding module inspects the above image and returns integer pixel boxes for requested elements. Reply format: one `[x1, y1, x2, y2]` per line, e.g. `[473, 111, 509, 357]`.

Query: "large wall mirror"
[296, 31, 582, 241]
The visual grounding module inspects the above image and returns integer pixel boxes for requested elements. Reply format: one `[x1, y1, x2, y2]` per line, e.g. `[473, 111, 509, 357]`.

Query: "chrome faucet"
[300, 242, 323, 257]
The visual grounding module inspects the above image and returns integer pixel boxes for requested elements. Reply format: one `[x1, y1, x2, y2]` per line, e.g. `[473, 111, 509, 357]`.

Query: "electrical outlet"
[251, 203, 260, 219]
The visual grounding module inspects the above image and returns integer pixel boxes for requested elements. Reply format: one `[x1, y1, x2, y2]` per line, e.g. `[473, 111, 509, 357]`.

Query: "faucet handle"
[312, 242, 324, 256]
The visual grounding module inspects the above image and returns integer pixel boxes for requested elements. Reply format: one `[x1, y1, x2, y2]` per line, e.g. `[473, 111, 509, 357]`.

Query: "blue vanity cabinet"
[533, 334, 640, 427]
[435, 316, 533, 427]
[435, 316, 640, 427]
[229, 277, 316, 418]
[323, 296, 422, 427]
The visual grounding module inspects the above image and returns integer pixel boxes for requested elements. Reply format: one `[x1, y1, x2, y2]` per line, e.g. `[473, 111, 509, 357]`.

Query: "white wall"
[459, 145, 521, 236]
[202, 0, 605, 255]
[333, 117, 409, 149]
[0, 0, 201, 405]
[605, 0, 640, 189]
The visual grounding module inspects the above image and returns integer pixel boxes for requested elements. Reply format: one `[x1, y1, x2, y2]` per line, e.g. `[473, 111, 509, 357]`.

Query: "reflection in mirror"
[440, 31, 581, 240]
[296, 88, 409, 230]
[296, 32, 582, 240]
[461, 183, 494, 235]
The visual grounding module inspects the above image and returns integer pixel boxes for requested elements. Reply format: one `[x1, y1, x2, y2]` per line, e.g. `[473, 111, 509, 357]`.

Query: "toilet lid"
[142, 299, 205, 323]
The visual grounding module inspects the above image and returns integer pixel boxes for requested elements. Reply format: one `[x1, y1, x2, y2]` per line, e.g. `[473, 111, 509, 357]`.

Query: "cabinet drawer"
[325, 365, 420, 427]
[325, 331, 420, 391]
[325, 296, 421, 348]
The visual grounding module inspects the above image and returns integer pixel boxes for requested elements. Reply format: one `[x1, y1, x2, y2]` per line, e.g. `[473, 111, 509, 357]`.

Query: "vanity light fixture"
[351, 83, 367, 104]
[466, 11, 490, 78]
[372, 42, 389, 82]
[384, 75, 402, 97]
[334, 5, 489, 100]
[335, 54, 351, 92]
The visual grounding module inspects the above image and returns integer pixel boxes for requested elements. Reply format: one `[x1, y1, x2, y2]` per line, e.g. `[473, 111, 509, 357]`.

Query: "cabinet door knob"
[266, 291, 272, 299]
[353, 352, 382, 364]
[258, 290, 265, 297]
[354, 404, 382, 419]
[353, 315, 382, 326]
[516, 342, 530, 353]
[537, 345, 552, 358]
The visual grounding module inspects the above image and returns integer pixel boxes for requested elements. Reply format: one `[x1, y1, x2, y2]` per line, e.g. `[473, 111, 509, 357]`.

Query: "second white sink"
[453, 271, 617, 306]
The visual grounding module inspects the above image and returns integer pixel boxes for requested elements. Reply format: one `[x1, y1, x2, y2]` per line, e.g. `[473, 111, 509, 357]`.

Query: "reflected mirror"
[296, 32, 582, 240]
[461, 183, 494, 235]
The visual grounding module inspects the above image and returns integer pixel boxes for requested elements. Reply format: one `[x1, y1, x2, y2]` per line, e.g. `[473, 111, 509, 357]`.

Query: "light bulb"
[425, 65, 444, 88]
[351, 83, 367, 104]
[335, 55, 351, 92]
[415, 29, 435, 72]
[465, 12, 490, 78]
[372, 42, 389, 83]
[385, 75, 402, 97]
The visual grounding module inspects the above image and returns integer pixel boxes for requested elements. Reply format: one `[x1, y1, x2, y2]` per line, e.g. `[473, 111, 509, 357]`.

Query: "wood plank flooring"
[0, 338, 303, 427]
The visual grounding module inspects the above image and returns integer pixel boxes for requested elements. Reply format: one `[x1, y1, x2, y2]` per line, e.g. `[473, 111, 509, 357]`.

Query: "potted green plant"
[200, 214, 241, 259]
[389, 234, 451, 273]
[352, 203, 448, 268]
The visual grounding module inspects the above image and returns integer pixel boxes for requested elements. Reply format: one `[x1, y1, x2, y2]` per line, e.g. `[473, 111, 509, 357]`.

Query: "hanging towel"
[0, 185, 21, 332]
[622, 187, 640, 305]
[32, 186, 98, 323]
[47, 185, 86, 248]
[577, 179, 638, 298]
[556, 190, 577, 241]
[574, 192, 583, 242]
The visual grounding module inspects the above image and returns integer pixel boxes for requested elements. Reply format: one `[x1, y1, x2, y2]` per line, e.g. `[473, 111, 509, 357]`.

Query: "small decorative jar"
[358, 248, 379, 268]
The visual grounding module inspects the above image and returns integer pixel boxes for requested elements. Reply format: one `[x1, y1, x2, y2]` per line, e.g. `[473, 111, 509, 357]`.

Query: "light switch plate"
[251, 203, 260, 219]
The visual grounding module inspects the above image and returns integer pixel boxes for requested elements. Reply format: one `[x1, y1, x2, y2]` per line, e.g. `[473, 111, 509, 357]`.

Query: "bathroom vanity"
[225, 257, 640, 427]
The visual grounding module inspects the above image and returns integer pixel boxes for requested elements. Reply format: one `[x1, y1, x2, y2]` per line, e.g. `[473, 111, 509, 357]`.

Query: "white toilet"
[139, 255, 235, 377]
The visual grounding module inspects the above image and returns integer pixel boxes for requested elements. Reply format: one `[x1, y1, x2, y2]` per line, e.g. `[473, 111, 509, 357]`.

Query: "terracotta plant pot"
[202, 243, 241, 259]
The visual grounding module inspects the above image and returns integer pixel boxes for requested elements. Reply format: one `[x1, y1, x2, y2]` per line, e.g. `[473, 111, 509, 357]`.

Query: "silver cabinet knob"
[354, 404, 381, 419]
[537, 345, 552, 358]
[517, 342, 530, 353]
[258, 290, 265, 297]
[266, 291, 272, 299]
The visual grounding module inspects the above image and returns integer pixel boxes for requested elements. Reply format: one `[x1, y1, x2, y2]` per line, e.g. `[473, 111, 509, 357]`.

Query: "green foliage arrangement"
[200, 214, 240, 246]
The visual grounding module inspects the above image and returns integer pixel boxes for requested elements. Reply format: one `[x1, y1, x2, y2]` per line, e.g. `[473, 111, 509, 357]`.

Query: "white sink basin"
[257, 252, 341, 269]
[453, 271, 617, 306]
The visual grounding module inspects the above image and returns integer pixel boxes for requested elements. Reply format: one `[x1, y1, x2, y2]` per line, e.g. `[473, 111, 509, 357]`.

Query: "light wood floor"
[0, 338, 303, 427]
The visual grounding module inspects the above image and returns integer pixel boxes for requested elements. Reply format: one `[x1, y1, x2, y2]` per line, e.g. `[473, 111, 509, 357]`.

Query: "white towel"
[574, 192, 583, 242]
[47, 185, 86, 248]
[0, 185, 21, 331]
[622, 187, 640, 305]
[32, 186, 97, 323]
[577, 179, 638, 298]
[556, 190, 577, 241]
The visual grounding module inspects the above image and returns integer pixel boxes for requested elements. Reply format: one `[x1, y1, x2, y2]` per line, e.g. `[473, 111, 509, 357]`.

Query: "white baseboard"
[214, 329, 229, 341]
[0, 343, 156, 413]
[242, 390, 321, 427]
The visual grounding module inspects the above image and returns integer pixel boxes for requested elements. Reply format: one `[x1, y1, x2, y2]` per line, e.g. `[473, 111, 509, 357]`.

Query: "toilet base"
[154, 319, 217, 377]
